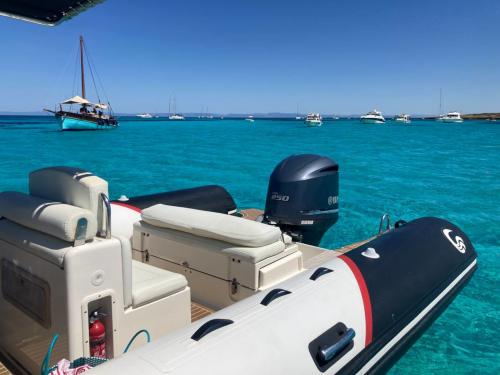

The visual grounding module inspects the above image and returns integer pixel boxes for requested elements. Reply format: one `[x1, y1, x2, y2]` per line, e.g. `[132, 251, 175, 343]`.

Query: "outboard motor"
[264, 154, 339, 246]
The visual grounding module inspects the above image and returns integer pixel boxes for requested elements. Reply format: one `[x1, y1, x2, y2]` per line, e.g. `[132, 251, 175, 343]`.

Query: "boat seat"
[131, 260, 188, 307]
[29, 166, 109, 231]
[141, 204, 283, 251]
[133, 205, 300, 292]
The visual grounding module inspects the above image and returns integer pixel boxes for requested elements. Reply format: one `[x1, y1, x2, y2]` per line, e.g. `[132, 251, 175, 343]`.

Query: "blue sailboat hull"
[60, 116, 117, 131]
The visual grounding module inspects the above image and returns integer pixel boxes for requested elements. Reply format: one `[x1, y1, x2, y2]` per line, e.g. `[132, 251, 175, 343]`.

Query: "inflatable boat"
[0, 155, 477, 374]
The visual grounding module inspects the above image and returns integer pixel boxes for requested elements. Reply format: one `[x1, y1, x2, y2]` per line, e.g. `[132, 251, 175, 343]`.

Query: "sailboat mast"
[80, 36, 86, 99]
[439, 88, 442, 115]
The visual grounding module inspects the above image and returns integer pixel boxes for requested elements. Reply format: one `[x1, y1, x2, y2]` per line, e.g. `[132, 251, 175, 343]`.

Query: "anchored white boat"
[394, 114, 411, 123]
[137, 113, 153, 119]
[0, 155, 477, 375]
[168, 97, 185, 120]
[305, 113, 322, 126]
[168, 114, 185, 121]
[437, 111, 463, 123]
[360, 110, 385, 124]
[246, 115, 255, 122]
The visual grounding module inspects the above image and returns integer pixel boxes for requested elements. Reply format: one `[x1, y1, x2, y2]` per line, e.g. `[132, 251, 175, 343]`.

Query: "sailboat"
[295, 104, 301, 120]
[436, 89, 463, 123]
[168, 97, 185, 120]
[45, 36, 118, 131]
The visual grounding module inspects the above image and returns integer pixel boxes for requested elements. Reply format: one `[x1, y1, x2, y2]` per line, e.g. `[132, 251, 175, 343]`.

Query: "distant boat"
[169, 114, 185, 120]
[304, 113, 322, 126]
[437, 111, 463, 123]
[295, 104, 302, 120]
[394, 114, 411, 123]
[332, 116, 340, 120]
[360, 109, 385, 124]
[137, 113, 153, 119]
[45, 36, 118, 131]
[246, 115, 255, 123]
[168, 97, 185, 120]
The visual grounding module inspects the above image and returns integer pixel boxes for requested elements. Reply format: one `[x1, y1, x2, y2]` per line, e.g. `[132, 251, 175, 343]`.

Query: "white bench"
[133, 204, 302, 309]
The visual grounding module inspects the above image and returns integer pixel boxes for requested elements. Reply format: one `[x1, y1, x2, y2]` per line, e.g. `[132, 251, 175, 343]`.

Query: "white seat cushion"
[0, 191, 97, 242]
[141, 204, 282, 248]
[131, 261, 187, 307]
[29, 166, 108, 229]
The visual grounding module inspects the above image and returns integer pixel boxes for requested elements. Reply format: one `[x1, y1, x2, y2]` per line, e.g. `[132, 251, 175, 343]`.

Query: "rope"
[40, 334, 59, 375]
[83, 40, 111, 106]
[123, 329, 151, 353]
[82, 39, 101, 104]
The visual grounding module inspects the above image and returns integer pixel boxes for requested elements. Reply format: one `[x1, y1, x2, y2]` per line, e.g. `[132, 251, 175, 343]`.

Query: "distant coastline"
[462, 113, 500, 120]
[1, 111, 499, 120]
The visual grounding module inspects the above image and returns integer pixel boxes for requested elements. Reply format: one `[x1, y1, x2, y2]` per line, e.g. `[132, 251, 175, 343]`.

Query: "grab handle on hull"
[260, 288, 291, 306]
[310, 267, 333, 281]
[318, 328, 356, 363]
[191, 319, 233, 341]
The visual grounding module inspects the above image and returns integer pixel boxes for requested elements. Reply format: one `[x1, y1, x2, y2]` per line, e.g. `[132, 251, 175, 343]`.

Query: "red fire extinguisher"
[89, 309, 106, 358]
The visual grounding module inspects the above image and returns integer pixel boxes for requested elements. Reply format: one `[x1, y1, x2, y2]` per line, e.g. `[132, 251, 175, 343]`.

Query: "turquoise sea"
[0, 116, 498, 373]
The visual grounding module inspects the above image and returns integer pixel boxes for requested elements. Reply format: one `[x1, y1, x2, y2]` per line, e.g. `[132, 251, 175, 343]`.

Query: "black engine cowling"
[264, 154, 339, 245]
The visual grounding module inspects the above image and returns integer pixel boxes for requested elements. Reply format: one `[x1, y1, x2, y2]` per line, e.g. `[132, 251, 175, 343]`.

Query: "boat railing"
[99, 193, 112, 239]
[378, 213, 391, 235]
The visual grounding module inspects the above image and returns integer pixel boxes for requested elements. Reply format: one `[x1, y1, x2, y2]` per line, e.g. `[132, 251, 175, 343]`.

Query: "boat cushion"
[0, 219, 71, 267]
[0, 191, 97, 242]
[29, 166, 108, 227]
[131, 260, 188, 307]
[141, 204, 282, 248]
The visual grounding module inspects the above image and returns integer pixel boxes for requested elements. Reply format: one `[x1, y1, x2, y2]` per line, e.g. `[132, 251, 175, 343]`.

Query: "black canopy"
[0, 0, 104, 26]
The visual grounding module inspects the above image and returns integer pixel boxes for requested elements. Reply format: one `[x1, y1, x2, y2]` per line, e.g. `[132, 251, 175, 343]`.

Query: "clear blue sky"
[1, 0, 499, 115]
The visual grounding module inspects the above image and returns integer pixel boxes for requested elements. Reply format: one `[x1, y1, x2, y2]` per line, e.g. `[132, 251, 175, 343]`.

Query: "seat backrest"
[29, 166, 108, 232]
[0, 191, 97, 243]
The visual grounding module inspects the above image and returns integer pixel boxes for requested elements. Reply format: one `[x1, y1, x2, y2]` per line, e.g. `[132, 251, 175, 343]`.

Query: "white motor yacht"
[394, 114, 411, 123]
[360, 110, 385, 124]
[304, 113, 322, 126]
[437, 111, 463, 123]
[137, 113, 153, 119]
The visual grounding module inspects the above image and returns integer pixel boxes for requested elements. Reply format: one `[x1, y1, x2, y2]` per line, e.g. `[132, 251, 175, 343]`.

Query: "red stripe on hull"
[339, 255, 373, 346]
[111, 201, 142, 213]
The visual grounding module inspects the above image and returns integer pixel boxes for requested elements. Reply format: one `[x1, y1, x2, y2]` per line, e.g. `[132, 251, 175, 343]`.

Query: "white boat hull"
[436, 118, 463, 123]
[305, 120, 322, 127]
[360, 118, 385, 124]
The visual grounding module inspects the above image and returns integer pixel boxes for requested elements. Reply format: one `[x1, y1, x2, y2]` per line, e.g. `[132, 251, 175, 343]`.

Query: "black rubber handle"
[191, 319, 233, 341]
[260, 288, 291, 306]
[310, 267, 333, 281]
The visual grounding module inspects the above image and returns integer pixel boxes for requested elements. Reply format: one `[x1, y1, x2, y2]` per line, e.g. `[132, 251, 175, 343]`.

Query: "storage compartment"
[1, 259, 51, 329]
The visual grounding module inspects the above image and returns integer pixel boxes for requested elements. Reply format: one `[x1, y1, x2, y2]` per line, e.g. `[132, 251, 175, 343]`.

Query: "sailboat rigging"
[45, 36, 118, 131]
